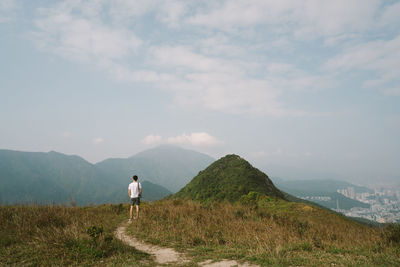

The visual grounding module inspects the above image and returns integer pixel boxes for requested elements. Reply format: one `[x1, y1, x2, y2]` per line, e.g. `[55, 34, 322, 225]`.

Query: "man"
[128, 175, 142, 222]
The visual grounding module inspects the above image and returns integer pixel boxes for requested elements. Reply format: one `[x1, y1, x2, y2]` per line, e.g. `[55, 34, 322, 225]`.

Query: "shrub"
[87, 225, 104, 240]
[382, 223, 400, 245]
[191, 236, 206, 246]
[312, 236, 323, 248]
[294, 219, 309, 238]
[112, 203, 124, 214]
[239, 191, 266, 206]
[300, 242, 313, 251]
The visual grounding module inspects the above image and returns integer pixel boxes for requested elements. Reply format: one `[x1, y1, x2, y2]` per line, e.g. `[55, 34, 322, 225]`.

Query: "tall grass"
[128, 198, 400, 266]
[2, 200, 398, 266]
[0, 204, 150, 266]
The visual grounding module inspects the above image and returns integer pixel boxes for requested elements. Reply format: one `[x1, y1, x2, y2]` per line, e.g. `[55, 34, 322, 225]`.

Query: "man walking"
[128, 175, 142, 222]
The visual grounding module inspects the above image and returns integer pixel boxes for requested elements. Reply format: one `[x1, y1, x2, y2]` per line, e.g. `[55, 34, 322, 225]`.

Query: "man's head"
[132, 175, 138, 181]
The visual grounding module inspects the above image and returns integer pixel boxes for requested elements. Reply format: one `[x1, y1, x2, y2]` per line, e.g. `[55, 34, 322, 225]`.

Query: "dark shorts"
[130, 197, 140, 206]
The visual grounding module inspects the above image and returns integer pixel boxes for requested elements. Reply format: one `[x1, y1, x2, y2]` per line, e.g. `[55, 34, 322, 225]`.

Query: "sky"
[1, 0, 399, 185]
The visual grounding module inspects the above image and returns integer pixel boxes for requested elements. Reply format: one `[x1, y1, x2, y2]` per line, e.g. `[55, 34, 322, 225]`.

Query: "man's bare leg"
[129, 205, 134, 221]
[135, 204, 139, 219]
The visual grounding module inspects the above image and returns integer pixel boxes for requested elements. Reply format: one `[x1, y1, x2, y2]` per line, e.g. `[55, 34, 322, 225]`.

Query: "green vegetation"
[1, 200, 399, 266]
[129, 198, 400, 266]
[0, 204, 152, 266]
[382, 223, 400, 245]
[2, 152, 398, 266]
[173, 154, 284, 202]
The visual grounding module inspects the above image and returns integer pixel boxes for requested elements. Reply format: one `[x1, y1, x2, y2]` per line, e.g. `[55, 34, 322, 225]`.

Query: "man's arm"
[128, 189, 131, 198]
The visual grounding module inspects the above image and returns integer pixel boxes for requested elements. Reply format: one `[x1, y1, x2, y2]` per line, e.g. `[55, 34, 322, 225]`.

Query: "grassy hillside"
[129, 197, 400, 266]
[2, 200, 399, 266]
[0, 204, 151, 266]
[173, 154, 284, 202]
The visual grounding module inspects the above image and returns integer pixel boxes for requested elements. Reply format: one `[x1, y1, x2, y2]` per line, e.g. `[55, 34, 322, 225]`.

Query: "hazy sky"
[1, 0, 399, 184]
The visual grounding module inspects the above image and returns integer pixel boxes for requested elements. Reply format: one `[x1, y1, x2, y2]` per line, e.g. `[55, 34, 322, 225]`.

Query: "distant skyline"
[1, 0, 399, 185]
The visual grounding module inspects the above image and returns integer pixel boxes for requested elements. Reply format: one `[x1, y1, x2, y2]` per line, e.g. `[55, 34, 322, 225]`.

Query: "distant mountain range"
[271, 178, 371, 210]
[96, 145, 214, 193]
[0, 146, 214, 205]
[0, 145, 375, 211]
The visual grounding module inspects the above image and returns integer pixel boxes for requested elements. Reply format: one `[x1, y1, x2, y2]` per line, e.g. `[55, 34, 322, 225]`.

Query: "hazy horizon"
[1, 0, 399, 186]
[1, 145, 398, 188]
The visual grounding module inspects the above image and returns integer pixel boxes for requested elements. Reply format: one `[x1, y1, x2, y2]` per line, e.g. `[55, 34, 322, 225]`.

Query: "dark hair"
[132, 175, 138, 181]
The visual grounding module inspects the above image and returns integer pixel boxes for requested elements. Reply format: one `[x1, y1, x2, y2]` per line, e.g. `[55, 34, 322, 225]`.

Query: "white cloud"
[293, 0, 379, 40]
[109, 0, 186, 28]
[324, 35, 400, 90]
[379, 2, 400, 28]
[0, 0, 18, 23]
[93, 137, 104, 144]
[141, 134, 162, 145]
[156, 1, 186, 28]
[383, 88, 400, 96]
[198, 35, 245, 58]
[168, 73, 291, 116]
[142, 132, 220, 147]
[167, 132, 219, 147]
[151, 45, 241, 74]
[187, 0, 380, 40]
[148, 45, 313, 116]
[28, 0, 386, 117]
[32, 1, 141, 63]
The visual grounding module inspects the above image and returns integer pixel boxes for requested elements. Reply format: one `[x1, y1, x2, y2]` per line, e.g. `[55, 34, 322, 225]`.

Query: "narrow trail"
[115, 222, 186, 265]
[114, 220, 260, 267]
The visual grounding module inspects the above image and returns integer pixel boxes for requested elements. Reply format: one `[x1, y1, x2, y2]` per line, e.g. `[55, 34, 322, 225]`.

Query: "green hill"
[173, 154, 285, 202]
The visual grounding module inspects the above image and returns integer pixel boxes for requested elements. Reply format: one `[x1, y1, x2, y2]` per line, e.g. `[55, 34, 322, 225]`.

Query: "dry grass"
[128, 199, 400, 266]
[1, 199, 398, 266]
[0, 203, 151, 266]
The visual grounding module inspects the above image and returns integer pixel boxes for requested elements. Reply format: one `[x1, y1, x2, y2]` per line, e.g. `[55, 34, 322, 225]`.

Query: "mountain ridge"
[0, 146, 212, 204]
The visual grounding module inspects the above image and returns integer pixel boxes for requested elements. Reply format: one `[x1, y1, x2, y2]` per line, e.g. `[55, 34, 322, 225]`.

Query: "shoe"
[128, 218, 132, 223]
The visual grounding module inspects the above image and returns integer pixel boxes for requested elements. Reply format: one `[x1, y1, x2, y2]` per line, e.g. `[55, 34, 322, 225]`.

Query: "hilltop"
[173, 154, 285, 202]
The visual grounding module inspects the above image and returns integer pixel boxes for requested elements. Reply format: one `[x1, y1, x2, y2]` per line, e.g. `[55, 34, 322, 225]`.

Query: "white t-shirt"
[128, 182, 141, 198]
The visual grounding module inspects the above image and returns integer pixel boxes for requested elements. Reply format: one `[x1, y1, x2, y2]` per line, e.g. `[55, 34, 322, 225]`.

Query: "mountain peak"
[172, 154, 285, 202]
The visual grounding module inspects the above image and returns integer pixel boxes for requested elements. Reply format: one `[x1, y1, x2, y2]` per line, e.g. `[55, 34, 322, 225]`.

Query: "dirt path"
[115, 220, 259, 267]
[115, 222, 186, 264]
